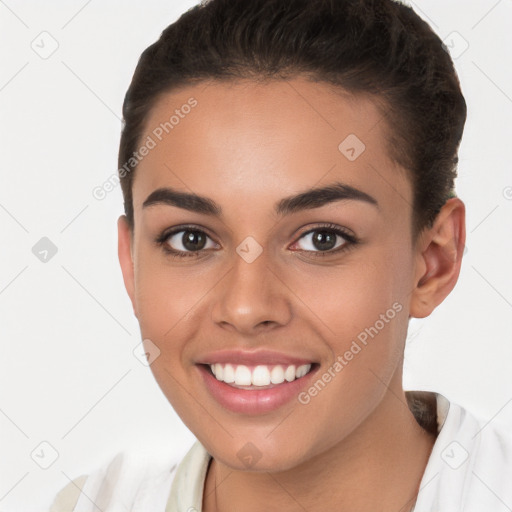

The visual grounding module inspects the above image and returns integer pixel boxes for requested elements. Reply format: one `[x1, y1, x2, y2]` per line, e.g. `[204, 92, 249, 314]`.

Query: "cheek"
[131, 253, 223, 406]
[131, 259, 207, 418]
[279, 249, 412, 405]
[281, 261, 410, 449]
[284, 251, 410, 345]
[133, 251, 212, 338]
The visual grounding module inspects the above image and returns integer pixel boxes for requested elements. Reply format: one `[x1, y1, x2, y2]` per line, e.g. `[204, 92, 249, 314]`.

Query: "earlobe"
[117, 215, 138, 318]
[410, 198, 466, 319]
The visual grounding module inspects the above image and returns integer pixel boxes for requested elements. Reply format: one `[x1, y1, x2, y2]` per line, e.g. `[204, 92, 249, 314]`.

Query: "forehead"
[132, 78, 412, 221]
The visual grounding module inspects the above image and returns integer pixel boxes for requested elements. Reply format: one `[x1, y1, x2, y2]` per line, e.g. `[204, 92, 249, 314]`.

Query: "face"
[119, 78, 423, 471]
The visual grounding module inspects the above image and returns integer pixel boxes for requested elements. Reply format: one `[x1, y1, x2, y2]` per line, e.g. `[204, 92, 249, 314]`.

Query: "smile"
[209, 363, 313, 388]
[197, 361, 319, 414]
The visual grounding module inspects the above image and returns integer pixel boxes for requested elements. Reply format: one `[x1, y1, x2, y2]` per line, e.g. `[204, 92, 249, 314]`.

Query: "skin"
[117, 78, 465, 511]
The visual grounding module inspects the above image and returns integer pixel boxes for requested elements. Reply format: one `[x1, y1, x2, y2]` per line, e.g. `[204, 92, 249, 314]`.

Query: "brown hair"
[118, 0, 466, 234]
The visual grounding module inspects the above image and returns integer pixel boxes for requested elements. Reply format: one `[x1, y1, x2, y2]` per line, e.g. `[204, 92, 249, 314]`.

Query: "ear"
[410, 198, 466, 319]
[117, 215, 138, 318]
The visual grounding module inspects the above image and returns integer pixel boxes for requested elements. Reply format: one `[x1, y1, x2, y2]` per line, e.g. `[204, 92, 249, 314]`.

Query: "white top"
[49, 391, 512, 512]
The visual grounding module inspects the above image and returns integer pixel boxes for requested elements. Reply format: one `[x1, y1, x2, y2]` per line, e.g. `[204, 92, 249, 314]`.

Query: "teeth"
[209, 363, 312, 387]
[252, 365, 271, 386]
[270, 365, 285, 384]
[223, 364, 235, 383]
[295, 364, 309, 378]
[284, 365, 296, 382]
[234, 365, 252, 385]
[214, 363, 223, 381]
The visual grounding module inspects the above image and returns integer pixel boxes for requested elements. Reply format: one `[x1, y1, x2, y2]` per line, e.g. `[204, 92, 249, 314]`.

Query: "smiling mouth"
[203, 362, 317, 389]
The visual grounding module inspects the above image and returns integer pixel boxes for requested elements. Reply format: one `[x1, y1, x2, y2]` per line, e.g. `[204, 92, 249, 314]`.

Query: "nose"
[210, 245, 292, 335]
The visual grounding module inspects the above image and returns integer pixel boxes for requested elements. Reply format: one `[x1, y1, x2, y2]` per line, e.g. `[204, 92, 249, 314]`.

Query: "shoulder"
[455, 403, 512, 509]
[48, 446, 185, 511]
[414, 392, 512, 512]
[49, 475, 87, 512]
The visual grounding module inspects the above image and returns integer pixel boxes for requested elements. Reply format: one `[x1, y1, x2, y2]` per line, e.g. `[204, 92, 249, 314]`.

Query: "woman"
[50, 0, 511, 510]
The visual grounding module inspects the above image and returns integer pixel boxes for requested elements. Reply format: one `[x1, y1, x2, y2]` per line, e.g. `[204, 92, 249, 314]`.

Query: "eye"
[156, 226, 219, 257]
[290, 223, 357, 255]
[156, 223, 357, 259]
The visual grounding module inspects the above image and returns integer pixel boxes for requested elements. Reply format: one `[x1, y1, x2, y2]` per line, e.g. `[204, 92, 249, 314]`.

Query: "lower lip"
[197, 364, 318, 415]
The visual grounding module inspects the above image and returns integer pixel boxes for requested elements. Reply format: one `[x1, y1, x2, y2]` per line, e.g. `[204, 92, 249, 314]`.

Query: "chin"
[204, 434, 315, 474]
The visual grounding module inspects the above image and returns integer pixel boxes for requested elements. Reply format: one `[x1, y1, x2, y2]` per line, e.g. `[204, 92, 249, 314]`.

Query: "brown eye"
[180, 230, 208, 251]
[289, 224, 358, 257]
[162, 229, 218, 255]
[309, 230, 339, 251]
[295, 229, 349, 252]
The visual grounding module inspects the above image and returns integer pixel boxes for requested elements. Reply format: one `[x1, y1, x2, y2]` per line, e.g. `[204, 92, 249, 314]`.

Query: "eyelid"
[156, 224, 217, 244]
[293, 222, 356, 242]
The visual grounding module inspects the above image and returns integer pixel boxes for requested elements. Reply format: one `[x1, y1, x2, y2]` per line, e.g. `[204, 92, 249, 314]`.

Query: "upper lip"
[195, 349, 316, 366]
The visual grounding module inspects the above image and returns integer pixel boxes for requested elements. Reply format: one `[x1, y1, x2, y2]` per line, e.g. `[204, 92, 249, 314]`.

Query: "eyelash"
[155, 223, 358, 259]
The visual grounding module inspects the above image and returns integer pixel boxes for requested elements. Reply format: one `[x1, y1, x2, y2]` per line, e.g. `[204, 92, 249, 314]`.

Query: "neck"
[203, 371, 436, 512]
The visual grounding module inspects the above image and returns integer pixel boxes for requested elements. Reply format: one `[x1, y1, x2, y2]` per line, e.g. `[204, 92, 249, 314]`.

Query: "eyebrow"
[142, 181, 378, 217]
